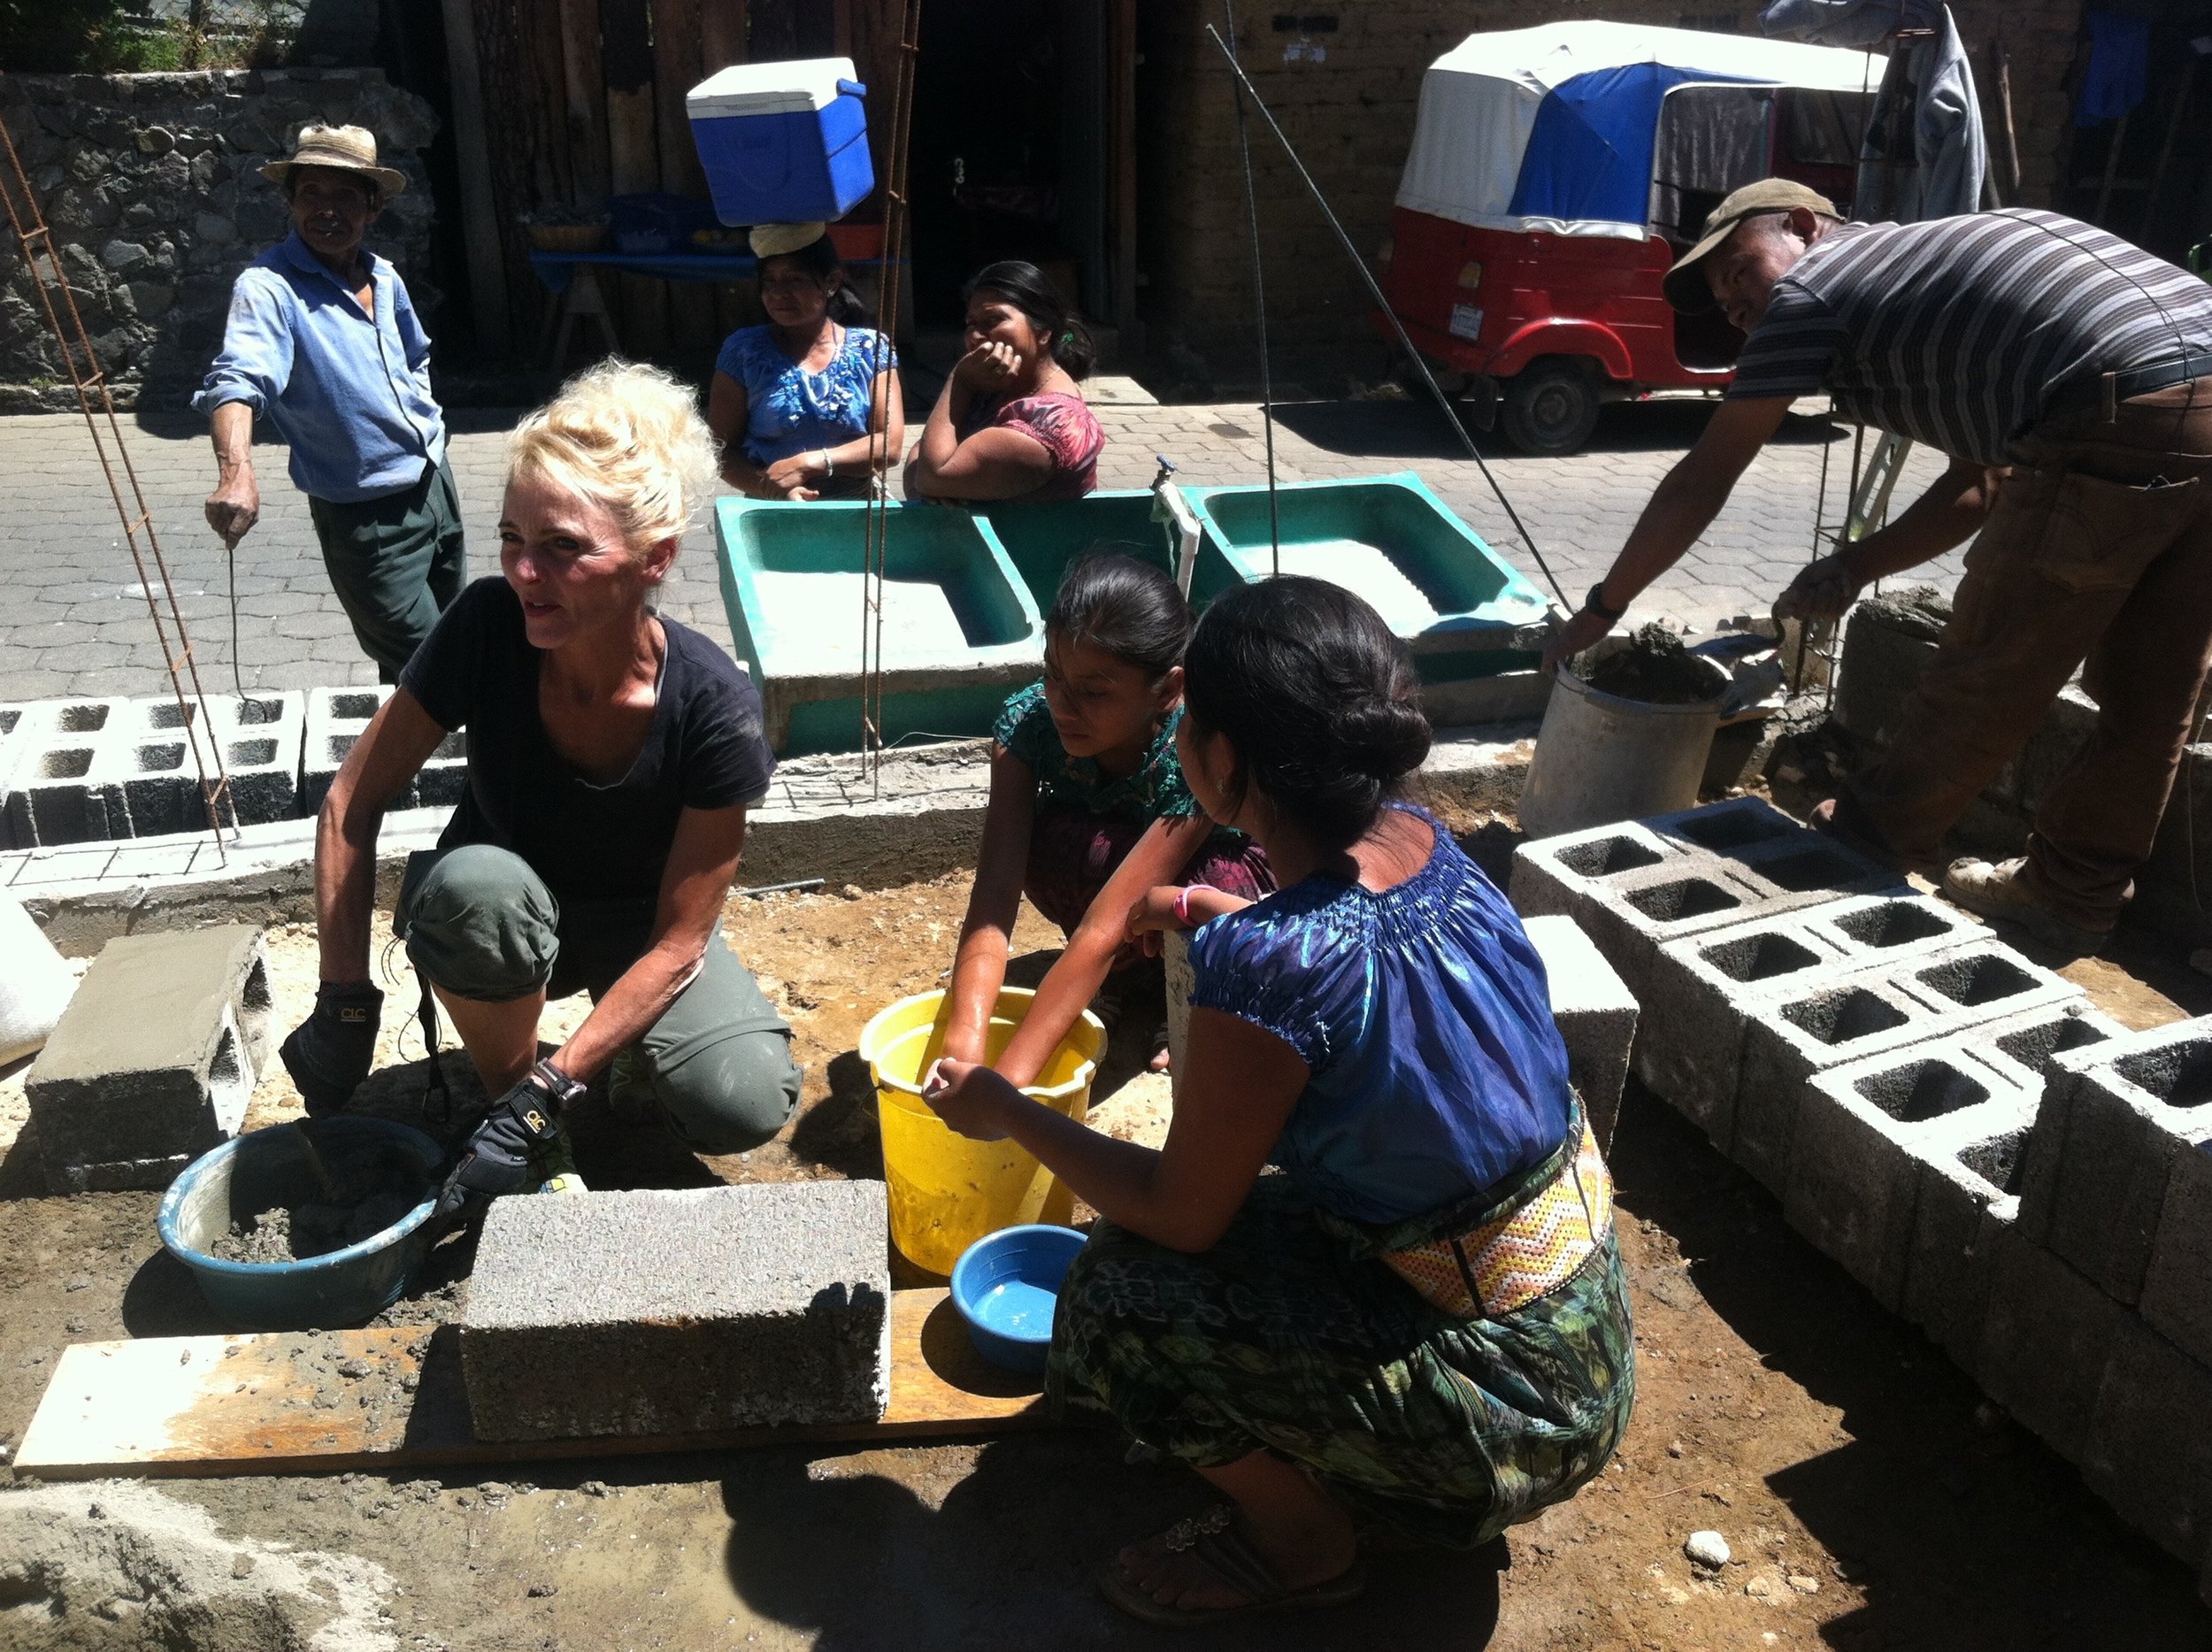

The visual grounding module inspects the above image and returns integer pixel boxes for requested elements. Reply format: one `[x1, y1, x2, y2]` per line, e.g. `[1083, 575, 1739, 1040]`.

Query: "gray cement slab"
[461, 1181, 892, 1442]
[25, 922, 267, 1191]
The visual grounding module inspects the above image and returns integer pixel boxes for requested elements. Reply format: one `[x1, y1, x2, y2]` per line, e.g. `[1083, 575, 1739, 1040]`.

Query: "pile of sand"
[0, 1480, 397, 1650]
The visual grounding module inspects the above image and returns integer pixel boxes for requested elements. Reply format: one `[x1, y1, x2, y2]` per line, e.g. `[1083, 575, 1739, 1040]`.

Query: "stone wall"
[0, 69, 438, 412]
[1137, 0, 2084, 376]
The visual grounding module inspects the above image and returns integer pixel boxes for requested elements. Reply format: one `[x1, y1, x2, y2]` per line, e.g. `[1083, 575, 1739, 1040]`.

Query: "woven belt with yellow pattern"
[1381, 1112, 1613, 1320]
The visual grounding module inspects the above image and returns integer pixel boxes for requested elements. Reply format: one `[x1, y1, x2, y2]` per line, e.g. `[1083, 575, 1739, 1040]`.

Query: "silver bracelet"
[822, 449, 835, 480]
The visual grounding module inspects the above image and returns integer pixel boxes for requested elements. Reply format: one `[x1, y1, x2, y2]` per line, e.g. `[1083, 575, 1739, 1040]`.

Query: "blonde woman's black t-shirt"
[399, 577, 775, 908]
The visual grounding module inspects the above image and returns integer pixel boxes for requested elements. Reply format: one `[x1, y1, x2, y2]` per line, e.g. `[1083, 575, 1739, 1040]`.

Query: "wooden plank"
[17, 1289, 1048, 1481]
[698, 0, 747, 72]
[602, 0, 668, 356]
[652, 0, 717, 349]
[437, 0, 514, 354]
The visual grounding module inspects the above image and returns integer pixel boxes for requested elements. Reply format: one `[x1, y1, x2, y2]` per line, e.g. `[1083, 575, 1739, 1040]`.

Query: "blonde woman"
[279, 360, 801, 1214]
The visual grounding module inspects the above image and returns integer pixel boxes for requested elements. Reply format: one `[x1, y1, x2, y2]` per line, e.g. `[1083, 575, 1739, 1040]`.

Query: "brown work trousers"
[1835, 375, 2212, 929]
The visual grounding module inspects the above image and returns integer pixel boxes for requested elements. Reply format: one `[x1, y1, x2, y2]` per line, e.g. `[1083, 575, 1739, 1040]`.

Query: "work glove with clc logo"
[434, 1059, 586, 1224]
[278, 981, 384, 1116]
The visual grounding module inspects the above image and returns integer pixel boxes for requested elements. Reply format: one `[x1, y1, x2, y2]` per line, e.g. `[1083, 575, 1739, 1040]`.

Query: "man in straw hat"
[196, 123, 463, 680]
[1543, 181, 2212, 957]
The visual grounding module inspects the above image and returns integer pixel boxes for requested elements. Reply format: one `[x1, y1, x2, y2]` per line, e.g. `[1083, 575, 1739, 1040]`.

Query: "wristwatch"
[525, 1058, 588, 1114]
[1584, 580, 1625, 622]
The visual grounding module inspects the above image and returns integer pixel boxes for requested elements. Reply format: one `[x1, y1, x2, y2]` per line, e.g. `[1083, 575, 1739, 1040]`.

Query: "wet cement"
[209, 1139, 428, 1264]
[1581, 624, 1717, 705]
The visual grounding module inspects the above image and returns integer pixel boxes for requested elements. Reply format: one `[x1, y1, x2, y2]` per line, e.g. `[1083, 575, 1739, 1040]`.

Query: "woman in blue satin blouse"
[707, 223, 903, 501]
[922, 577, 1634, 1629]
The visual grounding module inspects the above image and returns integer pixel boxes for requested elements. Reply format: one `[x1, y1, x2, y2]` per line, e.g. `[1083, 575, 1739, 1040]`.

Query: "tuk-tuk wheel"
[1501, 359, 1601, 457]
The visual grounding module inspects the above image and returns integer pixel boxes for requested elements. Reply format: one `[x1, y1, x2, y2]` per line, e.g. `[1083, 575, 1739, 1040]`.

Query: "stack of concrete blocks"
[1971, 1018, 2212, 1595]
[461, 1181, 893, 1441]
[300, 687, 467, 817]
[1514, 796, 2212, 1595]
[24, 925, 270, 1192]
[1521, 915, 1640, 1154]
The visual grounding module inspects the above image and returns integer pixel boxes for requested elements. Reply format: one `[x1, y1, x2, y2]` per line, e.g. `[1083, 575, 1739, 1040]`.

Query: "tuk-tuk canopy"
[1398, 20, 1882, 240]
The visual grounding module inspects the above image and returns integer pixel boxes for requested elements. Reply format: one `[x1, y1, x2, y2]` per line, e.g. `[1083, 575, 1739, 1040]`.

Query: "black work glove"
[434, 1059, 586, 1224]
[279, 981, 384, 1117]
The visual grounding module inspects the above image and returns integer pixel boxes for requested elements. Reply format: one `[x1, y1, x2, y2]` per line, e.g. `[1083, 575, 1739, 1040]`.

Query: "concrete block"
[1731, 972, 1947, 1194]
[2, 697, 131, 847]
[2023, 1017, 2212, 1306]
[1832, 596, 1941, 746]
[2081, 1313, 2212, 1564]
[1571, 852, 1783, 1009]
[1638, 914, 1853, 1148]
[1989, 683, 2098, 811]
[112, 692, 308, 835]
[1785, 1039, 2035, 1311]
[301, 687, 466, 816]
[1902, 1123, 2025, 1378]
[1799, 890, 1982, 969]
[1965, 1002, 2126, 1094]
[1524, 914, 1640, 1153]
[1640, 794, 1804, 857]
[1977, 1237, 2126, 1462]
[461, 1181, 892, 1441]
[25, 924, 269, 1193]
[1163, 928, 1194, 1101]
[2141, 1139, 2212, 1369]
[300, 686, 387, 815]
[1894, 943, 2084, 1027]
[1731, 942, 2079, 1197]
[1505, 818, 1680, 926]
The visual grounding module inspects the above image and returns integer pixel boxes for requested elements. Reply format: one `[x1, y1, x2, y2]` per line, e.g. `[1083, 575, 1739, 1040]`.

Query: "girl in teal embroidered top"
[940, 551, 1271, 1085]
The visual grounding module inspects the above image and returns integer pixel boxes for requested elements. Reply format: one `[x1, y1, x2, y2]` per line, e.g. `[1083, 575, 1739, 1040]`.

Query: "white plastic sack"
[0, 896, 77, 1064]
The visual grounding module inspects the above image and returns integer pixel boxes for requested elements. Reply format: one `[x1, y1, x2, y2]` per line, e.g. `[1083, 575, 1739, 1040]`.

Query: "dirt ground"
[3, 860, 2211, 1649]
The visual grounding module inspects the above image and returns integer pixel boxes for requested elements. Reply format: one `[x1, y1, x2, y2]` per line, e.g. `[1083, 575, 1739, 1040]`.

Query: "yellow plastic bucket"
[860, 987, 1104, 1275]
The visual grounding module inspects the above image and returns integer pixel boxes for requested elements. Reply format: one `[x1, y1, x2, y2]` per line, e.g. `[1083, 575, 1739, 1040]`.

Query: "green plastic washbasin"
[1184, 472, 1548, 643]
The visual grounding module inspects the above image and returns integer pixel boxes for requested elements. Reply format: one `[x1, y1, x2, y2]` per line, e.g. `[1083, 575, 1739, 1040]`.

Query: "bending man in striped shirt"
[1544, 179, 2212, 956]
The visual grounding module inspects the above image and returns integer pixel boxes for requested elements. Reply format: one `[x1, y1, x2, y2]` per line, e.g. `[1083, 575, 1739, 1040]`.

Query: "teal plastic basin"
[981, 489, 1242, 614]
[716, 498, 1045, 755]
[157, 1117, 443, 1331]
[1184, 473, 1549, 679]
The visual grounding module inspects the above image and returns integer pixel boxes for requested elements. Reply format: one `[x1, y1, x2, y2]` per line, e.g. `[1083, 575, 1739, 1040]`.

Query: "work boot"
[1939, 857, 2113, 957]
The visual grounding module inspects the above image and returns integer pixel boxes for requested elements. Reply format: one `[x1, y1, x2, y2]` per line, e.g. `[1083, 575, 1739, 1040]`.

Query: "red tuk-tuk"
[1375, 21, 1878, 453]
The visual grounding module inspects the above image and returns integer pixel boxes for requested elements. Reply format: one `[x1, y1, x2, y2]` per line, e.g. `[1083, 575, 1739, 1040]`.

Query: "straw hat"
[258, 124, 407, 199]
[749, 222, 827, 259]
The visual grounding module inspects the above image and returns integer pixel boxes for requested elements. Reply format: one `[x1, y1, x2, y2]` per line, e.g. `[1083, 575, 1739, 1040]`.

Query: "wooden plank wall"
[459, 0, 905, 361]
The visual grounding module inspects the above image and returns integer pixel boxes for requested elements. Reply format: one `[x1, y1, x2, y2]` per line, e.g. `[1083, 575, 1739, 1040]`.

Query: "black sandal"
[1094, 1507, 1368, 1628]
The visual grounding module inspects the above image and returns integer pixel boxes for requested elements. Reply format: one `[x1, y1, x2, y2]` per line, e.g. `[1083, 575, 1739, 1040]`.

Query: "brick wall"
[1138, 0, 2085, 376]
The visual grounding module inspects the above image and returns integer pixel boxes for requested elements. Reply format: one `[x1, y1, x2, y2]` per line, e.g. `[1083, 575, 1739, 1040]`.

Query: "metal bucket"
[1517, 658, 1730, 839]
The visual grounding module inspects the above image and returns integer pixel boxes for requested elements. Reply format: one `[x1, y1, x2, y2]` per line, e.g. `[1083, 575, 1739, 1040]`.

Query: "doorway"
[907, 0, 1111, 332]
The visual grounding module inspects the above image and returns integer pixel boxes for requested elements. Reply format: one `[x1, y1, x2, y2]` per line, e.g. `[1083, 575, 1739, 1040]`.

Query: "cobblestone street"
[0, 391, 1960, 702]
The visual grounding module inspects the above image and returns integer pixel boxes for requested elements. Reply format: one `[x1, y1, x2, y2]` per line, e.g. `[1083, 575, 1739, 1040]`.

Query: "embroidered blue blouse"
[715, 324, 895, 466]
[1187, 810, 1571, 1226]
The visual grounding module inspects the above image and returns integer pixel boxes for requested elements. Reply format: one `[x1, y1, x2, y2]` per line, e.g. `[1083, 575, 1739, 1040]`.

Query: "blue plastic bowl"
[949, 1224, 1087, 1373]
[157, 1117, 445, 1331]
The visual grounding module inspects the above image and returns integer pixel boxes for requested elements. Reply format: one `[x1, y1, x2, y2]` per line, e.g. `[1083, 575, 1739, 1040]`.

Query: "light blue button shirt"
[194, 232, 447, 504]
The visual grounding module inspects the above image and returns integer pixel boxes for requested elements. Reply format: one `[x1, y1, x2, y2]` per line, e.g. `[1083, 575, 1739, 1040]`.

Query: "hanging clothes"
[1761, 0, 1985, 223]
[2076, 12, 2153, 126]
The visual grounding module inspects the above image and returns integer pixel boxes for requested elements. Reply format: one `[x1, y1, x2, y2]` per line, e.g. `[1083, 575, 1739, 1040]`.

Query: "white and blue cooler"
[687, 58, 875, 227]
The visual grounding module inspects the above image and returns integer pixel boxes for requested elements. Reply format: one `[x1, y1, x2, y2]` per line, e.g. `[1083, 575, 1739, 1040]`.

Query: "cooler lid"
[687, 57, 857, 118]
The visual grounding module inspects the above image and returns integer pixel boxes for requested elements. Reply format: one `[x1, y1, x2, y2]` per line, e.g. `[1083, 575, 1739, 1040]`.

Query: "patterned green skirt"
[1045, 1169, 1636, 1548]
